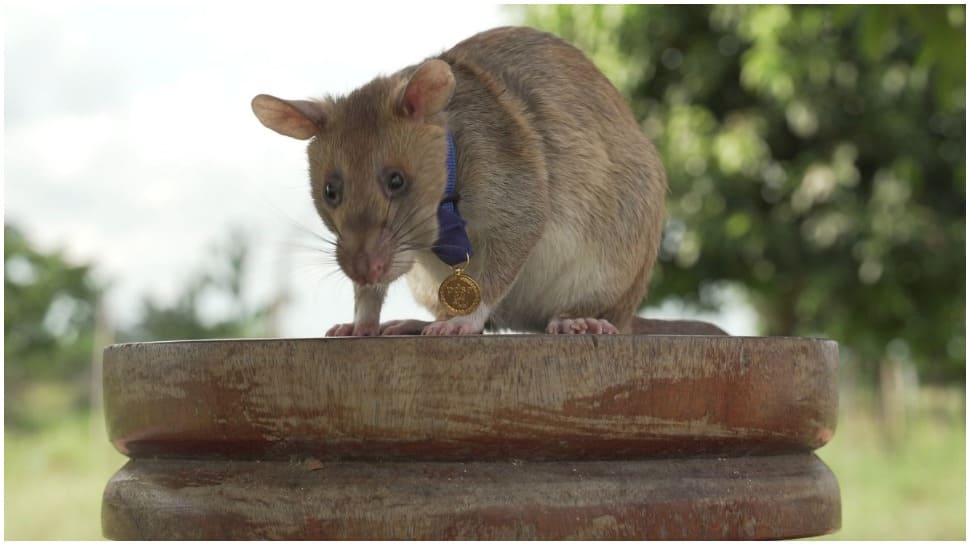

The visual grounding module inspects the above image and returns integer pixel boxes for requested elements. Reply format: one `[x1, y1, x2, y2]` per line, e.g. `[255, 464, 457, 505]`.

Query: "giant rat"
[252, 26, 726, 336]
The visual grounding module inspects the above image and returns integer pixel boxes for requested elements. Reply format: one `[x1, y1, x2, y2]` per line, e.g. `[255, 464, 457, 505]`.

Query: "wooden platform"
[101, 335, 841, 539]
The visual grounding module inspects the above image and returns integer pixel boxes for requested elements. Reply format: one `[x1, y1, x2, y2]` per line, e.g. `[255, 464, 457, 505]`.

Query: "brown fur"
[252, 27, 726, 336]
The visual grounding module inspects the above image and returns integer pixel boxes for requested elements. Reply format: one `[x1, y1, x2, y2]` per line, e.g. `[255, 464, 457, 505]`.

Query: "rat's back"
[437, 27, 667, 332]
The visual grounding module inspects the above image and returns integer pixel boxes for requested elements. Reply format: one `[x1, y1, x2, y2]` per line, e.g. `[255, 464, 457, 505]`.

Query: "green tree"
[121, 229, 274, 342]
[520, 5, 965, 382]
[4, 223, 102, 426]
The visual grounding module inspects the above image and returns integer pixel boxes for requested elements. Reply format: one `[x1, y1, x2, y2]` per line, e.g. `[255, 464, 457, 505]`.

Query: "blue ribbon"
[432, 131, 474, 266]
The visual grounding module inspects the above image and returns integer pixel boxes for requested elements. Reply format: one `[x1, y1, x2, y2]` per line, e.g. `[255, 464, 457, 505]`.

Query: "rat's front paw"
[325, 322, 380, 337]
[326, 323, 354, 336]
[421, 317, 485, 336]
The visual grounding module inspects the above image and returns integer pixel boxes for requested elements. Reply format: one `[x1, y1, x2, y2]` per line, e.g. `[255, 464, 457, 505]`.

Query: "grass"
[3, 385, 965, 540]
[4, 409, 127, 540]
[815, 386, 966, 540]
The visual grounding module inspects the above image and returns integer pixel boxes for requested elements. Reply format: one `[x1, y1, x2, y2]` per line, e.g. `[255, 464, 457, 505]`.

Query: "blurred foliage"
[521, 5, 966, 382]
[4, 224, 272, 428]
[5, 224, 102, 427]
[120, 229, 273, 342]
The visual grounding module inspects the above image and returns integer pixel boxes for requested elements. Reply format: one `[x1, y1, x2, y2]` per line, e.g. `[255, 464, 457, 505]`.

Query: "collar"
[432, 130, 474, 266]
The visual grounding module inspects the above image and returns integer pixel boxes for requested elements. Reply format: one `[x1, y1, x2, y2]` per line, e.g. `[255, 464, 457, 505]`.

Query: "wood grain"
[102, 453, 840, 540]
[104, 335, 838, 461]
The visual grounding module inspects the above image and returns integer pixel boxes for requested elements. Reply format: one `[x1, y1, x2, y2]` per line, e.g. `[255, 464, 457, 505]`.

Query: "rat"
[252, 26, 726, 337]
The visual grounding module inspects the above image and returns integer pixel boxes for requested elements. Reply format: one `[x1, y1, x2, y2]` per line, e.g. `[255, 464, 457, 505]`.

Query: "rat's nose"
[352, 253, 388, 285]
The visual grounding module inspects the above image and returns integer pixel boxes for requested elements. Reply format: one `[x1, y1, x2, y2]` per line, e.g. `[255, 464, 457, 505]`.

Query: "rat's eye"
[384, 170, 408, 197]
[323, 176, 342, 206]
[388, 172, 406, 191]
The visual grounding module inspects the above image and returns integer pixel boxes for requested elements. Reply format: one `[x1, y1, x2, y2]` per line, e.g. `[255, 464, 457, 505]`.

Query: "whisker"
[387, 203, 427, 243]
[291, 263, 338, 278]
[266, 202, 338, 245]
[291, 259, 340, 274]
[396, 242, 435, 252]
[307, 270, 345, 302]
[393, 223, 455, 253]
[391, 211, 440, 248]
[403, 221, 442, 241]
[398, 223, 453, 249]
[284, 241, 337, 255]
[382, 195, 393, 226]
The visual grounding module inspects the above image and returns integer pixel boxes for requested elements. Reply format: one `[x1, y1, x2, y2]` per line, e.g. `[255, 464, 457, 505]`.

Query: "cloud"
[5, 0, 507, 334]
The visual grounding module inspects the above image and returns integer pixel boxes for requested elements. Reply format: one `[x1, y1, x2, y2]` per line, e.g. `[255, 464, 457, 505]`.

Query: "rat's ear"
[251, 94, 330, 140]
[399, 60, 455, 121]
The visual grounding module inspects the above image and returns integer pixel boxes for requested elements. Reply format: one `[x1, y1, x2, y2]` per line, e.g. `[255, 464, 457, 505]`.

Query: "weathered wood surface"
[104, 335, 838, 461]
[102, 453, 840, 540]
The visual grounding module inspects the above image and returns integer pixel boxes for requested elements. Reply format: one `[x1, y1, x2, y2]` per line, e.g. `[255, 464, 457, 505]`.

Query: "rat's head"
[252, 60, 455, 286]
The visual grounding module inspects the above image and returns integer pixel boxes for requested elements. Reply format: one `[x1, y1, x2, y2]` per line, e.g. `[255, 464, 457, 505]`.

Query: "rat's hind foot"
[546, 317, 619, 335]
[380, 319, 432, 336]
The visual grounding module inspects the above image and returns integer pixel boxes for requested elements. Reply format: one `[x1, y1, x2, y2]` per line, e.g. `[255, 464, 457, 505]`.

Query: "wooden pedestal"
[101, 335, 840, 539]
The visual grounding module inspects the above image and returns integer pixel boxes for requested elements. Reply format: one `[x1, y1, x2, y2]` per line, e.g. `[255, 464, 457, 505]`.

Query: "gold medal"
[438, 258, 481, 316]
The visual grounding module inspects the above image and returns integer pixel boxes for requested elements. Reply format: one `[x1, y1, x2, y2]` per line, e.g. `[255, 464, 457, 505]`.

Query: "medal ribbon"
[432, 131, 474, 266]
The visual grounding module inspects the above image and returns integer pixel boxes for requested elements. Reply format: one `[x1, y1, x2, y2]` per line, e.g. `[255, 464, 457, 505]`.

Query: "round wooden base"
[103, 454, 839, 540]
[101, 335, 840, 539]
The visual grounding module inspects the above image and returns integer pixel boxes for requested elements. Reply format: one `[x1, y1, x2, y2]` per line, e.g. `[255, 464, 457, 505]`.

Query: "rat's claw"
[546, 317, 618, 335]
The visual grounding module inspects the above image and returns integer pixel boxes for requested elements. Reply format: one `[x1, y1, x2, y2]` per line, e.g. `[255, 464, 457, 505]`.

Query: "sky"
[4, 1, 756, 337]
